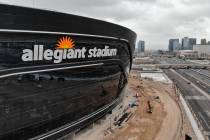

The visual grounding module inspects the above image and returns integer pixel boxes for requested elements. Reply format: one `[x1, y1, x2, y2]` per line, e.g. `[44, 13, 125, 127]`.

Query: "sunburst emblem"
[56, 36, 75, 49]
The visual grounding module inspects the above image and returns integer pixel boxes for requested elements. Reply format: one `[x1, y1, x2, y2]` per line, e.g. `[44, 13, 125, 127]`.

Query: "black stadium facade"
[0, 4, 136, 140]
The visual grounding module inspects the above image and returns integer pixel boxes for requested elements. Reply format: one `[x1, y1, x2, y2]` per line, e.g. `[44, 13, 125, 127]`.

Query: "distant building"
[189, 38, 196, 49]
[168, 40, 173, 52]
[208, 41, 210, 45]
[168, 39, 180, 52]
[182, 37, 189, 50]
[177, 50, 198, 58]
[201, 39, 207, 45]
[137, 40, 145, 53]
[181, 37, 196, 50]
[193, 44, 210, 58]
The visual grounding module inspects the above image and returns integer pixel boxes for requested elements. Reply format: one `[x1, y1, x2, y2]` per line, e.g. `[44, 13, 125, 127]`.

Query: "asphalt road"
[198, 69, 210, 76]
[176, 69, 210, 94]
[164, 69, 210, 140]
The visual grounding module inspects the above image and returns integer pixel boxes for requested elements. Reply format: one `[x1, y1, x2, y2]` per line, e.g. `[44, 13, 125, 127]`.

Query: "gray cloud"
[0, 0, 210, 50]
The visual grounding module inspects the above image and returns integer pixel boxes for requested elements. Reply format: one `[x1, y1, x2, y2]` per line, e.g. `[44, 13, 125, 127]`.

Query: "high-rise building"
[189, 38, 196, 50]
[168, 39, 180, 52]
[182, 37, 189, 50]
[169, 39, 174, 52]
[181, 37, 196, 50]
[137, 40, 145, 53]
[201, 39, 207, 45]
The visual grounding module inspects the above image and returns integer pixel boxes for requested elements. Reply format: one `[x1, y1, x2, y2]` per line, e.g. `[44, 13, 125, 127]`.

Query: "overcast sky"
[0, 0, 210, 50]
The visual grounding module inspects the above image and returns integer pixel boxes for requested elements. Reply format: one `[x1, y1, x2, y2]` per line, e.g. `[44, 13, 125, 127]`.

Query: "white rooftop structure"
[193, 44, 210, 58]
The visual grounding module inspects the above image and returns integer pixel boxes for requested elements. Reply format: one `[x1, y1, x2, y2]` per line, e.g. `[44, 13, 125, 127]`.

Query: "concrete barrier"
[176, 87, 205, 140]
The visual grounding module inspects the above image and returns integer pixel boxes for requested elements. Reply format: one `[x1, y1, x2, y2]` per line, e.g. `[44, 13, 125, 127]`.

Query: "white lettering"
[54, 50, 63, 63]
[44, 49, 53, 60]
[88, 49, 93, 58]
[67, 49, 74, 59]
[22, 49, 33, 61]
[34, 45, 39, 60]
[22, 45, 117, 63]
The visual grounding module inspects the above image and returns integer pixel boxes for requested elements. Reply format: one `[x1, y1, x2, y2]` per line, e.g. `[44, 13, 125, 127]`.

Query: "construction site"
[69, 68, 198, 140]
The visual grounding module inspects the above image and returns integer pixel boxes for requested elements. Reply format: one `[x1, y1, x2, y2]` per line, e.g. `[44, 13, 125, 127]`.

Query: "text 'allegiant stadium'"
[21, 45, 117, 63]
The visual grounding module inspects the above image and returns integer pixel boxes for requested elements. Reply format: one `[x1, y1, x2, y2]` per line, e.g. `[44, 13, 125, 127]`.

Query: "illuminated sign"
[21, 36, 117, 63]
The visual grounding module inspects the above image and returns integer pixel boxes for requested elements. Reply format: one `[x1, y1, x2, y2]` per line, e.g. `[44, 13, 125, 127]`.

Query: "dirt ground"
[73, 70, 196, 140]
[104, 70, 182, 140]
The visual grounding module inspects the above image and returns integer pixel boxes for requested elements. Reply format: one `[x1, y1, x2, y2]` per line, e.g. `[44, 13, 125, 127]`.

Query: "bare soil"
[105, 71, 182, 140]
[72, 70, 196, 140]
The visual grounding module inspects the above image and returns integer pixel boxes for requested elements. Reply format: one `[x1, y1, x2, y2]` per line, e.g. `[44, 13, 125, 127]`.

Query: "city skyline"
[0, 0, 210, 50]
[168, 37, 210, 54]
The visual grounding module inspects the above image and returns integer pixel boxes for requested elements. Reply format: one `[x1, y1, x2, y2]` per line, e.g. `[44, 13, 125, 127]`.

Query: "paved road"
[164, 69, 210, 140]
[176, 69, 210, 94]
[196, 69, 210, 77]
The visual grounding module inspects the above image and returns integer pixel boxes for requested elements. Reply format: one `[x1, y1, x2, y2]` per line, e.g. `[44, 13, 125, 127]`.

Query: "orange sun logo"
[56, 36, 75, 49]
